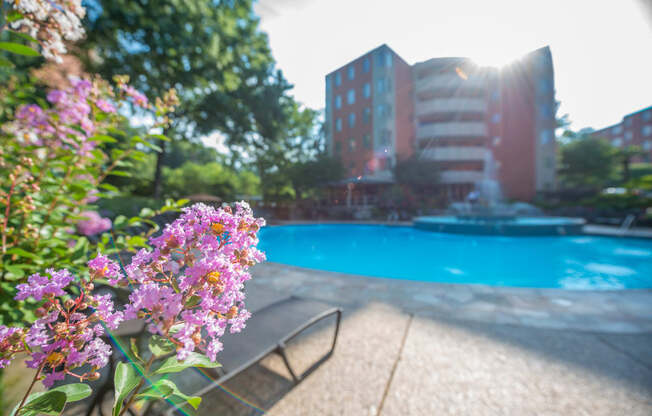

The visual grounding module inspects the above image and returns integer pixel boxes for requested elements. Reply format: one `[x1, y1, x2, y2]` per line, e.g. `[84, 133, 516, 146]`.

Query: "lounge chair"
[85, 288, 342, 416]
[164, 294, 342, 414]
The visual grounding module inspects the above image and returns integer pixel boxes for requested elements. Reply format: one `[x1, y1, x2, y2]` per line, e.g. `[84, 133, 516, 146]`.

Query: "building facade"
[591, 106, 652, 162]
[325, 44, 557, 202]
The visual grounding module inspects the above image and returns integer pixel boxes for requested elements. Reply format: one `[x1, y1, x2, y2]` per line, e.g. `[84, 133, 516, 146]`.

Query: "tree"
[162, 161, 258, 200]
[286, 154, 343, 200]
[617, 145, 646, 184]
[558, 137, 618, 189]
[394, 155, 440, 189]
[80, 0, 283, 196]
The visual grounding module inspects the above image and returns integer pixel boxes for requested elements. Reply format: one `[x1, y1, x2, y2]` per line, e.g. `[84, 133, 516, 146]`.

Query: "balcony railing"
[416, 122, 487, 140]
[420, 146, 488, 161]
[415, 98, 486, 117]
[439, 170, 485, 184]
[415, 75, 486, 91]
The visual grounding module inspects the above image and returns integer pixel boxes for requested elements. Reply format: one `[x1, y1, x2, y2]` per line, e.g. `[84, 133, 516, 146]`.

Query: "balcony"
[415, 98, 486, 117]
[415, 75, 486, 92]
[440, 170, 484, 184]
[416, 122, 487, 140]
[420, 146, 488, 161]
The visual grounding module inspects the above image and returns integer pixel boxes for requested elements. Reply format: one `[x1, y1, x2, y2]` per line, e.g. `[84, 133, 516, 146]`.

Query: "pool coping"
[251, 262, 652, 334]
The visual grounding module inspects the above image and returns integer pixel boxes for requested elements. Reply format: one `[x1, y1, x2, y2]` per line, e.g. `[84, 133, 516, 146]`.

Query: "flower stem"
[118, 354, 156, 416]
[16, 361, 45, 415]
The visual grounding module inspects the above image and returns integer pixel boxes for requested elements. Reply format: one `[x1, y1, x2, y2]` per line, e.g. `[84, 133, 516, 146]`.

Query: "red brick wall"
[494, 61, 537, 201]
[329, 53, 375, 177]
[393, 54, 414, 161]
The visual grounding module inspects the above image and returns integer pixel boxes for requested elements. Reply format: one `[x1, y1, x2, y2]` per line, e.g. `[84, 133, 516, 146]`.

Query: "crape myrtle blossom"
[118, 202, 266, 361]
[8, 0, 86, 63]
[76, 210, 112, 236]
[0, 262, 123, 387]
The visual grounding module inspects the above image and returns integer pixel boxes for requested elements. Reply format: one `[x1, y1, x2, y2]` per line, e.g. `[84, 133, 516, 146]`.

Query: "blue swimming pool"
[258, 224, 652, 290]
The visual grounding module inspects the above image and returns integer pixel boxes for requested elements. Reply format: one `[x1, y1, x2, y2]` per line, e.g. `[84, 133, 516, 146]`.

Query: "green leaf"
[113, 362, 142, 416]
[91, 134, 118, 143]
[6, 10, 24, 23]
[139, 207, 155, 218]
[13, 391, 66, 416]
[9, 31, 38, 43]
[50, 383, 92, 402]
[154, 352, 221, 375]
[6, 247, 40, 260]
[148, 335, 175, 357]
[135, 381, 173, 400]
[4, 265, 25, 279]
[0, 42, 39, 56]
[108, 170, 130, 177]
[130, 338, 143, 362]
[148, 134, 170, 142]
[137, 380, 201, 410]
[0, 57, 15, 68]
[185, 295, 201, 308]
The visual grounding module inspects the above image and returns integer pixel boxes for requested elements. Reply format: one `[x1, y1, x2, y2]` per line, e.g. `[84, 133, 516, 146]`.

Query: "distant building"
[590, 106, 652, 162]
[325, 44, 557, 203]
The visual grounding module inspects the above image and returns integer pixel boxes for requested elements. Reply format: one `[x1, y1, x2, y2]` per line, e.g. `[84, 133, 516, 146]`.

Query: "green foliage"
[11, 384, 91, 416]
[163, 162, 260, 200]
[97, 196, 163, 219]
[558, 137, 619, 189]
[154, 352, 221, 375]
[394, 155, 440, 188]
[113, 362, 141, 416]
[284, 154, 343, 200]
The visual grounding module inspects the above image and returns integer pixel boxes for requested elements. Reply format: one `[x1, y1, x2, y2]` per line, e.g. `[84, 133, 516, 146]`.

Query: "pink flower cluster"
[115, 202, 266, 361]
[76, 211, 112, 236]
[5, 78, 116, 155]
[0, 264, 123, 387]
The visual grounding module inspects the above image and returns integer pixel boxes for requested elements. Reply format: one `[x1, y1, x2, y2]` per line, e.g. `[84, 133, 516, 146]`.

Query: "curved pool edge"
[252, 262, 652, 334]
[413, 216, 586, 236]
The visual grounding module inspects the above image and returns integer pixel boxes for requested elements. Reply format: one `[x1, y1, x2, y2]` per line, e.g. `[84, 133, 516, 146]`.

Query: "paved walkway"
[185, 263, 652, 415]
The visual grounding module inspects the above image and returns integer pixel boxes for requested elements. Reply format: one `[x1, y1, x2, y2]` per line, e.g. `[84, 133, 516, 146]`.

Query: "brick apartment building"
[324, 44, 557, 203]
[590, 106, 652, 161]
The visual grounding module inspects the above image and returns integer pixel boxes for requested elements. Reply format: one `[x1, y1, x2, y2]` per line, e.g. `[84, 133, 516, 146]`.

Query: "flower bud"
[64, 299, 75, 310]
[35, 307, 47, 317]
[87, 372, 101, 381]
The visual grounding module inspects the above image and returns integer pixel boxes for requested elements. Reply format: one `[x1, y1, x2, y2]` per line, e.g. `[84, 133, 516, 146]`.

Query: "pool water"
[258, 225, 652, 290]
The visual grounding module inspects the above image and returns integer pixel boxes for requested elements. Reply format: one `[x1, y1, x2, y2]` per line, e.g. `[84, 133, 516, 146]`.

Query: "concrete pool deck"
[176, 262, 651, 415]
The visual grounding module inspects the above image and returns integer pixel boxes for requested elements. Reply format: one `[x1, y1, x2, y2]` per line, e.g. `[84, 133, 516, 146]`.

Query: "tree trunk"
[153, 137, 167, 199]
[623, 158, 630, 184]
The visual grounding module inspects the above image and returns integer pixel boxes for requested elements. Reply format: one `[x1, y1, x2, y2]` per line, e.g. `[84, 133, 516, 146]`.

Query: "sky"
[254, 0, 652, 131]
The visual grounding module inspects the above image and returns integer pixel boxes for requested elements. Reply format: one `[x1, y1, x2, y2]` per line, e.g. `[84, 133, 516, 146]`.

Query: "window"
[335, 72, 341, 86]
[625, 118, 633, 127]
[380, 129, 392, 145]
[363, 107, 371, 124]
[363, 58, 370, 73]
[348, 65, 355, 80]
[643, 140, 651, 151]
[348, 113, 356, 128]
[545, 157, 554, 169]
[491, 113, 501, 124]
[612, 138, 623, 147]
[376, 78, 385, 94]
[376, 51, 386, 67]
[540, 129, 552, 145]
[492, 136, 501, 147]
[377, 104, 392, 119]
[347, 89, 355, 105]
[643, 125, 652, 137]
[643, 110, 652, 122]
[625, 130, 633, 141]
[363, 83, 371, 98]
[348, 137, 356, 151]
[539, 104, 553, 119]
[335, 141, 341, 155]
[491, 90, 500, 102]
[335, 95, 342, 109]
[363, 133, 372, 149]
[611, 125, 622, 135]
[336, 118, 342, 132]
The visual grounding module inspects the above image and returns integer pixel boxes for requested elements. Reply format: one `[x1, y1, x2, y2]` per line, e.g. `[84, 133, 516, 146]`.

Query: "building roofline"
[591, 104, 652, 133]
[325, 44, 406, 77]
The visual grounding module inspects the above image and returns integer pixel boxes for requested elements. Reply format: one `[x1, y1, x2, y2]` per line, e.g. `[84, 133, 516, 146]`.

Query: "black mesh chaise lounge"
[164, 294, 342, 414]
[84, 289, 341, 416]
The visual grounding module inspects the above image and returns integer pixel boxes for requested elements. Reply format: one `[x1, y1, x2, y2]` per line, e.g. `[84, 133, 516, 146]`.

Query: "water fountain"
[414, 153, 586, 235]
